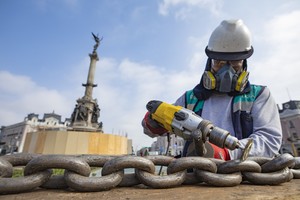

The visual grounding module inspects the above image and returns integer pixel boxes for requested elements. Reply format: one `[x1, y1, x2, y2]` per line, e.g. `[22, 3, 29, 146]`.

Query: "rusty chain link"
[0, 153, 299, 194]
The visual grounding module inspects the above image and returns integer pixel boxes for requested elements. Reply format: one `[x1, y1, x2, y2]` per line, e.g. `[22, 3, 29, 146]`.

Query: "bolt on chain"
[0, 153, 299, 194]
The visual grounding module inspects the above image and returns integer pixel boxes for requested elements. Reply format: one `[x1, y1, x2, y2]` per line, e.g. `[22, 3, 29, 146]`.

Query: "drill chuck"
[208, 126, 240, 150]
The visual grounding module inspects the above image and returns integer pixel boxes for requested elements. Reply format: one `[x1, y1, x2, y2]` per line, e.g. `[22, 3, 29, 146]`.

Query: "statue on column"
[69, 33, 103, 132]
[92, 32, 103, 54]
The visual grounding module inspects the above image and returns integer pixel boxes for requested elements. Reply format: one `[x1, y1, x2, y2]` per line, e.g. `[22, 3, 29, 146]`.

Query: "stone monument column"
[84, 52, 98, 99]
[69, 33, 103, 132]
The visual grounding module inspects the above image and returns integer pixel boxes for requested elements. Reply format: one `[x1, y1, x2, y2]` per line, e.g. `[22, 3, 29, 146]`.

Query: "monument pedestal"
[23, 130, 129, 155]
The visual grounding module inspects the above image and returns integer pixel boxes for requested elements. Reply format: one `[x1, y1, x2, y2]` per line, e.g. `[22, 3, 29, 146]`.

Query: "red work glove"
[209, 142, 230, 161]
[143, 112, 168, 135]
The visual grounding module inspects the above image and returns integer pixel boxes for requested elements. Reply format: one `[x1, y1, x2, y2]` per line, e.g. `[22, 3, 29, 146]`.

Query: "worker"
[142, 19, 282, 160]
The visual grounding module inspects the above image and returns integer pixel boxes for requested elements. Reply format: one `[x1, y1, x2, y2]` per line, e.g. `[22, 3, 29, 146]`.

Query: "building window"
[289, 121, 295, 128]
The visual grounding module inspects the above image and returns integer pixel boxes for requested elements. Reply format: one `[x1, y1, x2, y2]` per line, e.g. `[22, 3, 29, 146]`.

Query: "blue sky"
[1, 0, 300, 150]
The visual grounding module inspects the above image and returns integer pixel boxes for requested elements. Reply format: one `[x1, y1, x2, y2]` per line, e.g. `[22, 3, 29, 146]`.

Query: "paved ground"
[2, 179, 300, 200]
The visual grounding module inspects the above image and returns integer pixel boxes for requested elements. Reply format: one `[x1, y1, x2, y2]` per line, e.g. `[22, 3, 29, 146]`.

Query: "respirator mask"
[202, 60, 249, 93]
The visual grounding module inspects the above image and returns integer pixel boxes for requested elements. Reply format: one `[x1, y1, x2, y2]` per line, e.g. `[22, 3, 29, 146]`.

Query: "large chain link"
[0, 153, 299, 194]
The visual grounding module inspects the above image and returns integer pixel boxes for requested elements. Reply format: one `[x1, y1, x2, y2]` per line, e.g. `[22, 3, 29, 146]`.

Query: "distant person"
[144, 148, 149, 156]
[142, 19, 282, 160]
[174, 150, 182, 159]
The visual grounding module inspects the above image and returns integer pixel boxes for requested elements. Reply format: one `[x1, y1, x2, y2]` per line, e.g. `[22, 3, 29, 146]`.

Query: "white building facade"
[0, 112, 70, 154]
[151, 134, 184, 156]
[279, 100, 300, 156]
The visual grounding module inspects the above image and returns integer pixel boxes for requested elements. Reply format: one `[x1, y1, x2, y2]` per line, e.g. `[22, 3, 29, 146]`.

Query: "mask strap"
[205, 58, 212, 71]
[242, 59, 247, 71]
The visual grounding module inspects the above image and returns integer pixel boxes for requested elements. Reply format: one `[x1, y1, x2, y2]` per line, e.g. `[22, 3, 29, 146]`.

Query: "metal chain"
[0, 153, 299, 194]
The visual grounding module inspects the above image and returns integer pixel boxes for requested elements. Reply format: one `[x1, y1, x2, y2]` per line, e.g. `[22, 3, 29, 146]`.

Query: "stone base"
[22, 130, 131, 155]
[68, 126, 99, 132]
[70, 122, 103, 132]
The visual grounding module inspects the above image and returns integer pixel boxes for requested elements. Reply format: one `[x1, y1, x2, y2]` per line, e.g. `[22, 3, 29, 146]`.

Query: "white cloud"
[187, 35, 210, 71]
[251, 10, 300, 105]
[72, 56, 201, 149]
[158, 0, 223, 19]
[0, 71, 71, 125]
[0, 71, 35, 94]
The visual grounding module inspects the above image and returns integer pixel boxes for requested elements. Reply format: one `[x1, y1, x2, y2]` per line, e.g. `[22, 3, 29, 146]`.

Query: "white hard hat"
[205, 19, 253, 61]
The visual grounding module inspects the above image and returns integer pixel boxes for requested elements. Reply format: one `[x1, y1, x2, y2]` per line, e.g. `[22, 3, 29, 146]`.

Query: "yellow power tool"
[146, 100, 252, 159]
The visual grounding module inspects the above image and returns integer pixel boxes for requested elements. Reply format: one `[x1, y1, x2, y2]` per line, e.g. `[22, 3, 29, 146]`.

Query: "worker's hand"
[208, 142, 230, 161]
[143, 112, 168, 136]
